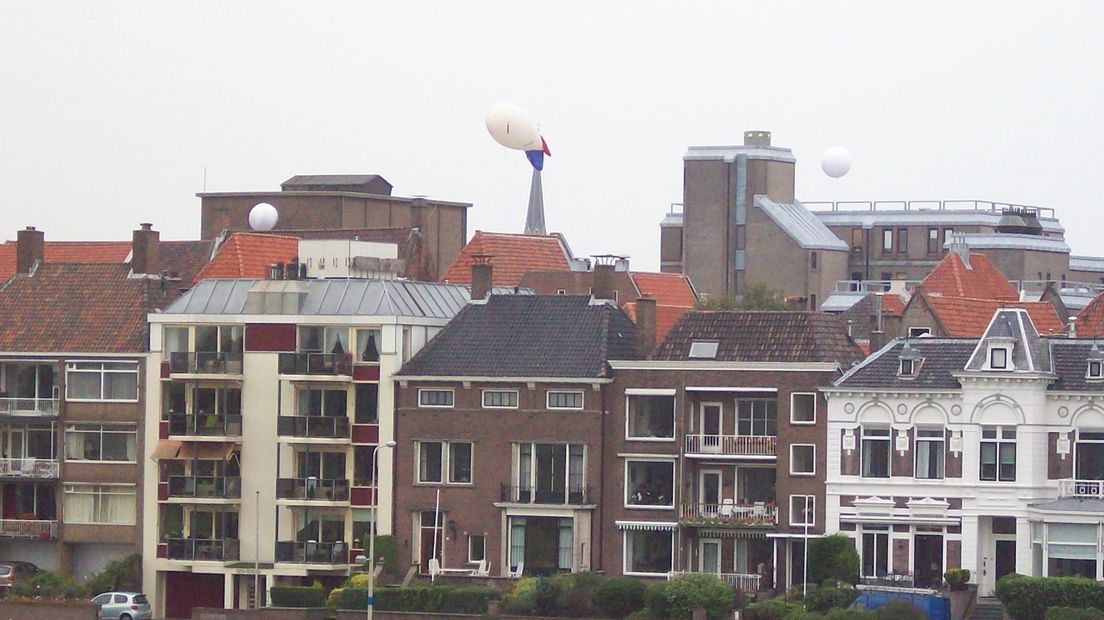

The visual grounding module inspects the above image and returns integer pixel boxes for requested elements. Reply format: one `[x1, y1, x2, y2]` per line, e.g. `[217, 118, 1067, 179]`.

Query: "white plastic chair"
[719, 498, 735, 518]
[428, 558, 441, 576]
[508, 561, 524, 578]
[471, 559, 489, 577]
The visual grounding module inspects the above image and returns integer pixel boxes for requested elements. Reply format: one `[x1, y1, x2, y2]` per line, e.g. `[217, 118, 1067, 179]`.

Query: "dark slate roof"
[1050, 341, 1104, 391]
[397, 295, 638, 378]
[965, 308, 1052, 372]
[160, 239, 216, 288]
[835, 339, 977, 390]
[281, 174, 391, 190]
[651, 311, 864, 366]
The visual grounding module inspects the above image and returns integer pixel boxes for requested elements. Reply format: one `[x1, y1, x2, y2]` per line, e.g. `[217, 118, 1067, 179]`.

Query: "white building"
[825, 308, 1104, 596]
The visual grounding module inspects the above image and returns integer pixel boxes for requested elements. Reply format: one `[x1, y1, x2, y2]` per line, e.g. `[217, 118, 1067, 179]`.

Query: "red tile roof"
[630, 272, 698, 307]
[1076, 294, 1104, 337]
[916, 252, 1019, 301]
[0, 263, 178, 352]
[192, 232, 300, 283]
[441, 231, 571, 287]
[622, 302, 695, 350]
[924, 295, 1064, 337]
[0, 241, 132, 281]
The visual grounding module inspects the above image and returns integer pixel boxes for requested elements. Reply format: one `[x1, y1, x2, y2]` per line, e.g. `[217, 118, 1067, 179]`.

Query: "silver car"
[91, 591, 153, 620]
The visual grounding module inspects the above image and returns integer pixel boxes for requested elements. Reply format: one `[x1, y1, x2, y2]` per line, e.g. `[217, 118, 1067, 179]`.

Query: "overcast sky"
[2, 2, 1102, 271]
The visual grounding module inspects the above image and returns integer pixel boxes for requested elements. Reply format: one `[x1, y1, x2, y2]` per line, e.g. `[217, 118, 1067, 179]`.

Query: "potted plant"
[944, 569, 975, 620]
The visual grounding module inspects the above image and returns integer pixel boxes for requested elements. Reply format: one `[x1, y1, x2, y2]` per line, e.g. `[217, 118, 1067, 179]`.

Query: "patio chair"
[719, 498, 735, 518]
[428, 558, 441, 577]
[471, 559, 489, 577]
[508, 561, 524, 579]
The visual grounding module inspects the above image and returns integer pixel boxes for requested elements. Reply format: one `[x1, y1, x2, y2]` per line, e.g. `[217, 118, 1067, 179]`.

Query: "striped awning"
[698, 529, 768, 539]
[615, 521, 677, 531]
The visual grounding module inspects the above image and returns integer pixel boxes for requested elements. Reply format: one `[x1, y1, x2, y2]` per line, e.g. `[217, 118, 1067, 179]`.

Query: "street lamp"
[356, 440, 396, 620]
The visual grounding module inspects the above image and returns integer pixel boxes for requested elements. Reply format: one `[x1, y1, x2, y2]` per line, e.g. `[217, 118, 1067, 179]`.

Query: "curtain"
[65, 430, 85, 460]
[916, 442, 930, 479]
[558, 519, 573, 570]
[63, 489, 95, 523]
[510, 518, 526, 569]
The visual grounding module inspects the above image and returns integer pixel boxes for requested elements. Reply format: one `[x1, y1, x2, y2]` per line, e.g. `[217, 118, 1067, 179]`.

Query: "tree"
[808, 534, 860, 585]
[695, 282, 788, 311]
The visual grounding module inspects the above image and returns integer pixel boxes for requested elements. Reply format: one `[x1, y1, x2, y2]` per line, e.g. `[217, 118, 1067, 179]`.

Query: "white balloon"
[485, 102, 542, 151]
[821, 147, 852, 178]
[249, 202, 279, 231]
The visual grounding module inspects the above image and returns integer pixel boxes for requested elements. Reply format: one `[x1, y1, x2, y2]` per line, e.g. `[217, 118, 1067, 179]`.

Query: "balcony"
[671, 571, 761, 593]
[277, 416, 349, 440]
[0, 458, 59, 479]
[0, 397, 58, 416]
[169, 352, 243, 376]
[1058, 479, 1104, 498]
[275, 541, 350, 565]
[166, 475, 241, 500]
[684, 434, 776, 458]
[168, 414, 242, 437]
[276, 478, 349, 502]
[500, 484, 591, 505]
[0, 519, 57, 540]
[278, 353, 352, 377]
[679, 502, 778, 527]
[165, 537, 240, 562]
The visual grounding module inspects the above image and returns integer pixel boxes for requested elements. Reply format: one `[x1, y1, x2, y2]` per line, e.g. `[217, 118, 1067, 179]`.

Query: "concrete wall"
[0, 601, 99, 620]
[682, 160, 732, 298]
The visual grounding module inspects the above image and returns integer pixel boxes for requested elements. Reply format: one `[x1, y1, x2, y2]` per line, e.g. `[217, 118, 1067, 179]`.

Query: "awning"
[615, 521, 677, 531]
[698, 529, 768, 539]
[149, 440, 183, 461]
[194, 443, 235, 460]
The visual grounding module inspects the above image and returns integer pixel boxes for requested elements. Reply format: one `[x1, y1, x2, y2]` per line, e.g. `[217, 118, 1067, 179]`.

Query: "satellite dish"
[821, 147, 852, 178]
[249, 202, 279, 231]
[484, 102, 542, 151]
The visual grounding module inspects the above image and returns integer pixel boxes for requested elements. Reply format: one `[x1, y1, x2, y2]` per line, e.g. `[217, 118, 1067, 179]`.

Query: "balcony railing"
[278, 353, 353, 376]
[166, 475, 241, 499]
[165, 537, 240, 561]
[0, 519, 57, 540]
[0, 397, 58, 416]
[277, 416, 350, 439]
[169, 352, 244, 375]
[1059, 479, 1104, 498]
[277, 478, 350, 501]
[275, 540, 350, 564]
[671, 571, 762, 593]
[168, 414, 243, 437]
[500, 484, 590, 505]
[679, 502, 778, 527]
[0, 458, 59, 478]
[684, 434, 776, 457]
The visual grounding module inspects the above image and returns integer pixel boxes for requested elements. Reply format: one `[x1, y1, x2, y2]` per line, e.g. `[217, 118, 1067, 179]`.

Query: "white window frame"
[900, 358, 916, 376]
[418, 389, 454, 408]
[908, 327, 931, 337]
[65, 361, 140, 403]
[989, 346, 1009, 370]
[790, 494, 815, 526]
[1089, 361, 1103, 379]
[789, 444, 816, 476]
[622, 529, 675, 577]
[467, 533, 486, 564]
[64, 423, 137, 463]
[547, 390, 584, 410]
[416, 440, 473, 486]
[63, 483, 136, 525]
[624, 458, 676, 510]
[482, 389, 519, 409]
[914, 428, 946, 480]
[688, 341, 719, 359]
[625, 394, 676, 442]
[790, 393, 816, 425]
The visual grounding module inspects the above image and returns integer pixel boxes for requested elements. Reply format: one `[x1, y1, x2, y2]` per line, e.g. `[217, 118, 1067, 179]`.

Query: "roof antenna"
[203, 166, 207, 192]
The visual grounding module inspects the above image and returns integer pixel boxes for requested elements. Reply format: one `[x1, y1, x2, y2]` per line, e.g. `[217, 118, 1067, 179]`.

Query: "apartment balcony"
[168, 352, 244, 377]
[166, 475, 241, 500]
[277, 416, 350, 440]
[278, 353, 353, 378]
[1058, 479, 1104, 498]
[0, 397, 58, 417]
[499, 484, 592, 506]
[684, 434, 776, 458]
[276, 478, 350, 502]
[0, 519, 57, 540]
[275, 541, 351, 565]
[671, 571, 762, 593]
[679, 502, 778, 528]
[165, 537, 240, 562]
[0, 458, 59, 479]
[167, 414, 243, 438]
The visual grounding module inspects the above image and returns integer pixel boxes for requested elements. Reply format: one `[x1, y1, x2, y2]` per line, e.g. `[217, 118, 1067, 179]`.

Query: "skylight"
[688, 341, 719, 359]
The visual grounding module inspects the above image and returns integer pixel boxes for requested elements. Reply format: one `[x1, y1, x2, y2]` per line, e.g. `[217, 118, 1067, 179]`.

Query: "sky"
[2, 2, 1103, 272]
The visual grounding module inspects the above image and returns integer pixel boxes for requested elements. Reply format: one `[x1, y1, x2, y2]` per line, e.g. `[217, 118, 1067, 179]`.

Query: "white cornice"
[608, 360, 842, 372]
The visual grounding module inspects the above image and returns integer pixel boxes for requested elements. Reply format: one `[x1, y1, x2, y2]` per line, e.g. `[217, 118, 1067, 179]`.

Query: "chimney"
[1069, 316, 1078, 339]
[949, 233, 971, 269]
[634, 297, 657, 357]
[131, 223, 160, 275]
[592, 255, 620, 301]
[869, 293, 886, 351]
[410, 196, 427, 232]
[16, 226, 44, 275]
[470, 254, 493, 301]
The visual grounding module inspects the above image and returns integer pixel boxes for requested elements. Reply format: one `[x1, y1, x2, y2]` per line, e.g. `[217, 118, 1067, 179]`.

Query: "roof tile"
[192, 233, 300, 284]
[923, 295, 1064, 337]
[916, 252, 1019, 300]
[441, 231, 571, 287]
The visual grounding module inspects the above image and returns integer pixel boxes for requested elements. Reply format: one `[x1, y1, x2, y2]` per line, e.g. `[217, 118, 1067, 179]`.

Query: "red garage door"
[165, 571, 224, 619]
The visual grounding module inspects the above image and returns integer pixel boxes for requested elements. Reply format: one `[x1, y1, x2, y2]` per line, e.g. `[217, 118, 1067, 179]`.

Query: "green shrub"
[551, 573, 600, 617]
[790, 612, 827, 620]
[327, 585, 495, 613]
[996, 575, 1104, 620]
[534, 576, 566, 616]
[663, 573, 736, 620]
[270, 584, 326, 608]
[84, 553, 141, 596]
[645, 581, 673, 618]
[594, 577, 648, 618]
[373, 535, 399, 577]
[808, 535, 860, 586]
[9, 571, 85, 600]
[504, 577, 539, 615]
[743, 598, 804, 620]
[944, 569, 971, 591]
[626, 610, 661, 620]
[805, 585, 861, 613]
[1046, 608, 1104, 620]
[827, 608, 875, 620]
[873, 601, 927, 620]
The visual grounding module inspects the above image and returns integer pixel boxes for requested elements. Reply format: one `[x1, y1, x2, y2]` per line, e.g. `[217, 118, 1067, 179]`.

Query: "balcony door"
[699, 539, 721, 575]
[699, 470, 722, 515]
[699, 403, 722, 452]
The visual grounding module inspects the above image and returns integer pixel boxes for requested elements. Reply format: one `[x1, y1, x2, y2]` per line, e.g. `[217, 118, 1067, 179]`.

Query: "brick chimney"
[131, 223, 160, 275]
[470, 254, 493, 302]
[634, 297, 657, 358]
[593, 263, 616, 301]
[16, 226, 44, 275]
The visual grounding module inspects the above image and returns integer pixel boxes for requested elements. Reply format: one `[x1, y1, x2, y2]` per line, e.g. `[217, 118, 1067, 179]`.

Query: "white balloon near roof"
[821, 146, 852, 178]
[484, 102, 542, 151]
[248, 202, 279, 231]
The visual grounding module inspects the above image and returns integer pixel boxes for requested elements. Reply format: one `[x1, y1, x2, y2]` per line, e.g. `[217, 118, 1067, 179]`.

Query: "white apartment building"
[141, 277, 482, 618]
[825, 308, 1104, 596]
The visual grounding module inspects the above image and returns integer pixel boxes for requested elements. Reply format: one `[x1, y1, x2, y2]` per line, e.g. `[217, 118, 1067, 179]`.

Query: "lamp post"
[802, 496, 811, 602]
[255, 489, 261, 608]
[360, 440, 396, 620]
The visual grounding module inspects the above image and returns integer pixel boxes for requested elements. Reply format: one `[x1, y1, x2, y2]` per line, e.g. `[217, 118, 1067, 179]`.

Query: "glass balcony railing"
[168, 414, 243, 437]
[169, 352, 243, 375]
[275, 541, 350, 564]
[500, 483, 590, 505]
[276, 478, 349, 501]
[166, 475, 241, 499]
[276, 416, 349, 439]
[165, 537, 240, 561]
[278, 353, 352, 376]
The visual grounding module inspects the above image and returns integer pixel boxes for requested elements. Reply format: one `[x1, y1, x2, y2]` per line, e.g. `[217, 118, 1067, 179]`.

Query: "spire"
[525, 168, 546, 235]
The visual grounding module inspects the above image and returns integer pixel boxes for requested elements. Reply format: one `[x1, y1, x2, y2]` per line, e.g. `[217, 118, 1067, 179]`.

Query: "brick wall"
[0, 601, 100, 620]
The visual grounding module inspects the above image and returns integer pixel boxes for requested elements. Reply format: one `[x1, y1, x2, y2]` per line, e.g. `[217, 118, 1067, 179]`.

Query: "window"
[556, 289, 566, 295]
[790, 445, 816, 475]
[194, 325, 243, 354]
[483, 390, 519, 409]
[897, 228, 908, 254]
[861, 427, 891, 478]
[356, 328, 382, 363]
[63, 484, 136, 524]
[862, 526, 890, 577]
[515, 443, 585, 504]
[625, 460, 675, 507]
[688, 341, 719, 359]
[900, 358, 916, 376]
[980, 426, 1016, 481]
[1077, 431, 1104, 480]
[468, 534, 486, 563]
[297, 388, 347, 417]
[354, 384, 378, 423]
[299, 326, 349, 354]
[626, 394, 675, 439]
[810, 252, 818, 270]
[1089, 361, 1103, 380]
[547, 391, 584, 410]
[418, 442, 443, 483]
[915, 428, 945, 479]
[737, 399, 777, 436]
[790, 495, 815, 526]
[419, 389, 454, 408]
[65, 362, 138, 401]
[990, 347, 1009, 369]
[65, 424, 136, 462]
[882, 229, 893, 253]
[624, 529, 673, 576]
[809, 294, 817, 311]
[791, 393, 816, 424]
[942, 228, 954, 251]
[851, 228, 864, 249]
[909, 327, 931, 337]
[449, 442, 473, 484]
[927, 228, 939, 253]
[417, 441, 472, 485]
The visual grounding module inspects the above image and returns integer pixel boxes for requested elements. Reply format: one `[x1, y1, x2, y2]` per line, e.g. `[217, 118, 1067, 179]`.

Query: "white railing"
[671, 571, 762, 593]
[0, 519, 57, 539]
[684, 434, 776, 456]
[0, 397, 58, 416]
[680, 502, 778, 526]
[0, 458, 59, 478]
[1059, 479, 1104, 498]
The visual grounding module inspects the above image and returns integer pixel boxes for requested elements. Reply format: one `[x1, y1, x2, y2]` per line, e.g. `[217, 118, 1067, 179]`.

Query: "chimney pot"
[470, 254, 493, 302]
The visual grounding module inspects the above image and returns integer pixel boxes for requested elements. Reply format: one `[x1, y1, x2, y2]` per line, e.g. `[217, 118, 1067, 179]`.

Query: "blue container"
[854, 590, 951, 620]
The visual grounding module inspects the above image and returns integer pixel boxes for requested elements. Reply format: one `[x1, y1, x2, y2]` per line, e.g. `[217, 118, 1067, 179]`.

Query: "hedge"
[804, 585, 860, 613]
[996, 575, 1104, 620]
[328, 585, 496, 613]
[270, 585, 326, 608]
[1046, 609, 1104, 620]
[594, 577, 647, 618]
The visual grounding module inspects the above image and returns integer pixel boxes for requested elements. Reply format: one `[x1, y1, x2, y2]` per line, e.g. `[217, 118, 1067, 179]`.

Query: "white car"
[91, 591, 153, 620]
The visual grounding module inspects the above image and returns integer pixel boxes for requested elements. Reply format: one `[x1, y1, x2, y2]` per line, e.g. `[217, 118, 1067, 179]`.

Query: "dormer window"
[990, 347, 1009, 370]
[897, 342, 921, 378]
[688, 341, 719, 359]
[900, 358, 916, 376]
[1090, 361, 1103, 379]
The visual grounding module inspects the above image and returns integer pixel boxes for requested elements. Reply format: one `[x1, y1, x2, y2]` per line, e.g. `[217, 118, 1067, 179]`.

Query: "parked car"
[0, 561, 38, 588]
[91, 591, 152, 620]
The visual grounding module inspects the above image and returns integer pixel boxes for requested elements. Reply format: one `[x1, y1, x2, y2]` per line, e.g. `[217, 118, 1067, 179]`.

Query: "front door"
[700, 403, 722, 452]
[700, 539, 721, 574]
[995, 540, 1016, 581]
[418, 511, 443, 574]
[914, 534, 943, 588]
